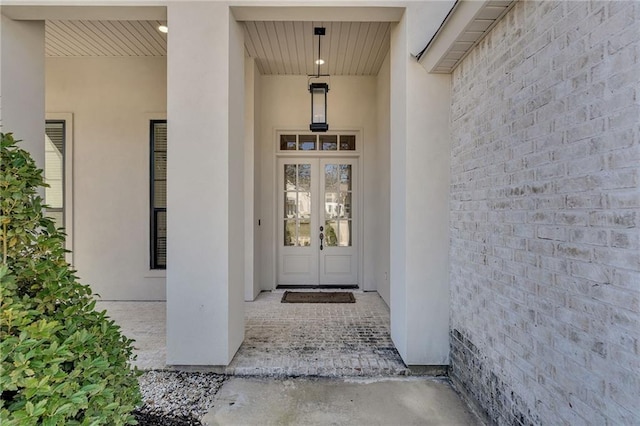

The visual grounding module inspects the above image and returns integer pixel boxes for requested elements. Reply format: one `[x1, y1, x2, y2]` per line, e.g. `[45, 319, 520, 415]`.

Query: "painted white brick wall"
[449, 1, 639, 424]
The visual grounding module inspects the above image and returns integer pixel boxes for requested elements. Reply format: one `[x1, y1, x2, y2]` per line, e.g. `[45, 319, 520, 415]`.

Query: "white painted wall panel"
[1, 16, 45, 171]
[375, 51, 391, 307]
[257, 74, 385, 293]
[45, 56, 166, 301]
[390, 8, 451, 365]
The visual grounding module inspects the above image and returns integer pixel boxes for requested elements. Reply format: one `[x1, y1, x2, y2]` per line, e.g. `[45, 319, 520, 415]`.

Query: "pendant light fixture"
[309, 27, 329, 132]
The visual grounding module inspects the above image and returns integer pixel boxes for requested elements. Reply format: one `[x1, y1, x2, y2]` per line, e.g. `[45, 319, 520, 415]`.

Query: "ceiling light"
[308, 27, 329, 133]
[309, 82, 329, 132]
[158, 25, 168, 34]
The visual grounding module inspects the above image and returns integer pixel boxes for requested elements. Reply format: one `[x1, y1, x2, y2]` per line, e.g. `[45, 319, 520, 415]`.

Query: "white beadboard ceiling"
[45, 20, 390, 76]
[46, 20, 167, 57]
[244, 21, 390, 76]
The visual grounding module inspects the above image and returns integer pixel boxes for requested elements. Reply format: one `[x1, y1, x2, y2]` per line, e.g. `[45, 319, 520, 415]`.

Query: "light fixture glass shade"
[309, 83, 329, 132]
[312, 88, 325, 123]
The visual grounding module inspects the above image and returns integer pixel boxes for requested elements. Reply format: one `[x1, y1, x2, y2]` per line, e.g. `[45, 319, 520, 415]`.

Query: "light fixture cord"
[317, 30, 321, 77]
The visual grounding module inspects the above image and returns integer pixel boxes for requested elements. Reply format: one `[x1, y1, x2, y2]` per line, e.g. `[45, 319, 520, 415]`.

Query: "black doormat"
[281, 291, 356, 303]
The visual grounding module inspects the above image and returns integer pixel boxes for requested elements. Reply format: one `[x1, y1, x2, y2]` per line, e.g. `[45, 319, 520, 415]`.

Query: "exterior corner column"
[166, 2, 244, 366]
[390, 10, 451, 366]
[0, 13, 45, 169]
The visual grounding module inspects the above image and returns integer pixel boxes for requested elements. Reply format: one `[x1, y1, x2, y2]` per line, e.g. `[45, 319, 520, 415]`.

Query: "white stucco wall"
[46, 56, 167, 301]
[390, 10, 451, 365]
[251, 59, 263, 300]
[0, 15, 45, 170]
[244, 57, 255, 301]
[227, 11, 246, 360]
[375, 52, 391, 306]
[166, 2, 245, 365]
[257, 74, 387, 293]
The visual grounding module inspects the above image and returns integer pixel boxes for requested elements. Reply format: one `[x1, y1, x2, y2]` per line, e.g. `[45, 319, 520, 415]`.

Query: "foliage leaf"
[1, 133, 141, 425]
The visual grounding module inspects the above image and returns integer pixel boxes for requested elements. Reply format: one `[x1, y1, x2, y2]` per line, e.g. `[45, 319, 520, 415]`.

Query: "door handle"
[319, 232, 324, 250]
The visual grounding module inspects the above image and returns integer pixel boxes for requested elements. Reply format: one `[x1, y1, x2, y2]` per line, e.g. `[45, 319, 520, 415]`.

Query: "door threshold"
[277, 285, 359, 290]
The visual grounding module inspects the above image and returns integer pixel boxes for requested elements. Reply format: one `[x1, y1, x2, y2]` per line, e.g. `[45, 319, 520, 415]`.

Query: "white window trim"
[275, 129, 362, 155]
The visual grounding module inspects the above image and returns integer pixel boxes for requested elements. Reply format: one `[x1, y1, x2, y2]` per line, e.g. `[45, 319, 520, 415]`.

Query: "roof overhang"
[418, 0, 515, 74]
[0, 5, 166, 21]
[231, 6, 404, 22]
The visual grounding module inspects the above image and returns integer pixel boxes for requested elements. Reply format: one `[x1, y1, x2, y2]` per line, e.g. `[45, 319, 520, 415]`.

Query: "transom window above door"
[279, 133, 356, 152]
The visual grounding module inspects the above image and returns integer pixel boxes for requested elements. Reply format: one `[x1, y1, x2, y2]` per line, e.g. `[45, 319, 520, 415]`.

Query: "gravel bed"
[135, 370, 226, 425]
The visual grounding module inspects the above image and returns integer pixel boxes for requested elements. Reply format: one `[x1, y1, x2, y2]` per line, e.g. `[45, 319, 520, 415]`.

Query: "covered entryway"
[2, 1, 453, 368]
[277, 153, 358, 287]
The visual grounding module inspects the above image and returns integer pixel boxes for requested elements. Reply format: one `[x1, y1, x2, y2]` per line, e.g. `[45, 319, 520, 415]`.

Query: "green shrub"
[0, 133, 141, 425]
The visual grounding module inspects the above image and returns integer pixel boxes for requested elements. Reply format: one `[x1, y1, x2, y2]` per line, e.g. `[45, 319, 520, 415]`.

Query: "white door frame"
[272, 129, 363, 289]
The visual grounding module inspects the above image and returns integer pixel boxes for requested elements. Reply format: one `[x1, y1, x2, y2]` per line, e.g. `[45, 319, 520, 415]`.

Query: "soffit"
[244, 21, 390, 76]
[46, 20, 167, 57]
[419, 0, 515, 74]
[45, 19, 390, 76]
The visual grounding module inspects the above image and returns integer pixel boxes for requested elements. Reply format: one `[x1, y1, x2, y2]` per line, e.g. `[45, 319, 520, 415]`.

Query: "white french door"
[277, 157, 358, 286]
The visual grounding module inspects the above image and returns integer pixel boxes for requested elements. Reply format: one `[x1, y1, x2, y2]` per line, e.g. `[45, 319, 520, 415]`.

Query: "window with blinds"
[150, 120, 167, 269]
[45, 120, 65, 230]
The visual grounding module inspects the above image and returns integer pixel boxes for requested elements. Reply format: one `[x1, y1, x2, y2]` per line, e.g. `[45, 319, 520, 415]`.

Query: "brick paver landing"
[99, 291, 408, 377]
[227, 291, 408, 377]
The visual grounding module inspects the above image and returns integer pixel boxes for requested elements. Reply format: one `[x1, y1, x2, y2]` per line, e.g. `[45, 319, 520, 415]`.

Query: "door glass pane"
[299, 220, 311, 246]
[284, 164, 296, 188]
[298, 164, 311, 191]
[320, 135, 337, 151]
[340, 135, 356, 150]
[298, 192, 311, 218]
[299, 135, 317, 151]
[284, 220, 296, 246]
[338, 220, 352, 247]
[283, 163, 313, 246]
[280, 135, 297, 150]
[324, 164, 339, 192]
[339, 193, 351, 218]
[285, 192, 297, 218]
[325, 220, 338, 247]
[339, 165, 352, 190]
[325, 192, 339, 219]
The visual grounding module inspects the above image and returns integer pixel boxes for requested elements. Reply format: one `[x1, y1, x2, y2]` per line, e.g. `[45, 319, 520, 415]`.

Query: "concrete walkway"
[203, 376, 481, 426]
[99, 293, 482, 425]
